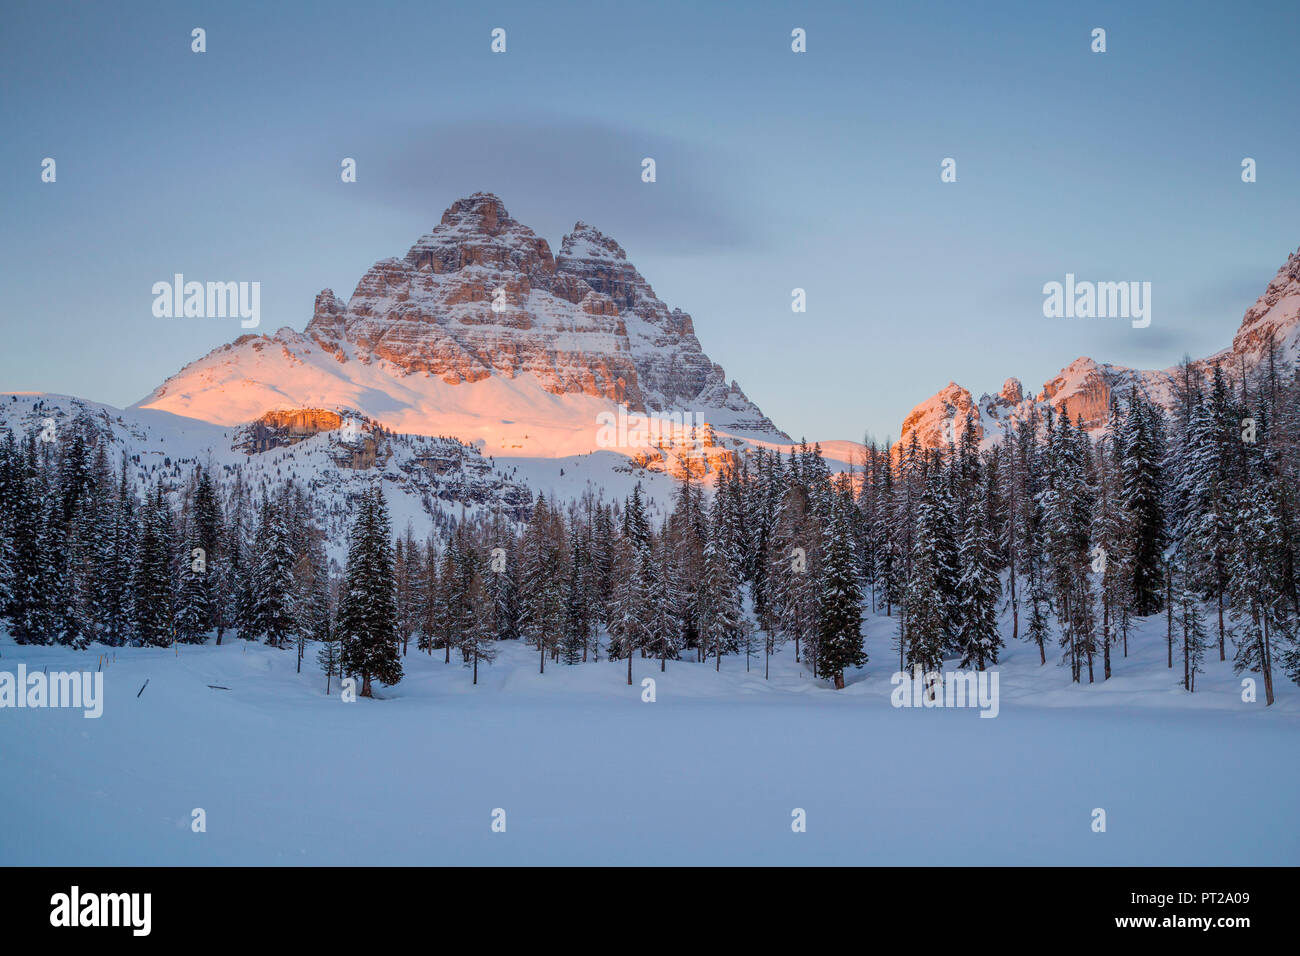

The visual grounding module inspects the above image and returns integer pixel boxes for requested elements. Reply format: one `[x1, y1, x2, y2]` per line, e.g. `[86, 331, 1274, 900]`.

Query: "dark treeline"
[2, 347, 1298, 702]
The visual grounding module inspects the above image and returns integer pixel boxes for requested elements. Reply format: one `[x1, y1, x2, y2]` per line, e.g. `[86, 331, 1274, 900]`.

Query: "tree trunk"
[361, 673, 372, 698]
[1062, 590, 1077, 682]
[1260, 613, 1275, 706]
[834, 672, 844, 690]
[1216, 585, 1225, 661]
[1166, 566, 1173, 668]
[1182, 616, 1189, 691]
[627, 646, 632, 685]
[1009, 557, 1019, 643]
[1102, 595, 1111, 680]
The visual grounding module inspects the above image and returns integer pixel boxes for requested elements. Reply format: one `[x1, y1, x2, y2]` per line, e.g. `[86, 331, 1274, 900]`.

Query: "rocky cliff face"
[306, 194, 642, 403]
[1231, 247, 1300, 358]
[554, 222, 770, 429]
[897, 245, 1300, 451]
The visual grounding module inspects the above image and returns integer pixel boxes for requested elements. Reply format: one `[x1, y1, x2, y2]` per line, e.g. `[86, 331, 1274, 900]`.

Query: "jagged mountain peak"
[401, 192, 556, 280]
[140, 192, 788, 453]
[561, 221, 628, 260]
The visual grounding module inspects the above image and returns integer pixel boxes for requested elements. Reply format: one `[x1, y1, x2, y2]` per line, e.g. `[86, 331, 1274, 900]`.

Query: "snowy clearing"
[2, 610, 1295, 867]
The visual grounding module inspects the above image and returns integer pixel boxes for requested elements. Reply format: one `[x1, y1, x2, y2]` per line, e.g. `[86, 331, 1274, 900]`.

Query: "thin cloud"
[326, 115, 762, 254]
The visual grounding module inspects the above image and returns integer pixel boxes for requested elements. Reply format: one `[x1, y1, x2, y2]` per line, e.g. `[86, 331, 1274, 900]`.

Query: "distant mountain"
[896, 246, 1300, 450]
[137, 192, 788, 466]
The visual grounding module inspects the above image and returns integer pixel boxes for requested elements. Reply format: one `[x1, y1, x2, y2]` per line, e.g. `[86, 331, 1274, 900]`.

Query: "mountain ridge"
[895, 246, 1300, 451]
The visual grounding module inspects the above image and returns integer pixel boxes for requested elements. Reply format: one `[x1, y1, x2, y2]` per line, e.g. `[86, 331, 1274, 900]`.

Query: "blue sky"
[2, 0, 1297, 442]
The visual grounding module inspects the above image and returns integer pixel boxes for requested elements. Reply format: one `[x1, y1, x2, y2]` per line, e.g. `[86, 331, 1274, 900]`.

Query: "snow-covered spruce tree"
[904, 472, 950, 680]
[891, 436, 925, 670]
[607, 533, 647, 684]
[666, 469, 707, 660]
[927, 452, 962, 660]
[646, 537, 682, 671]
[851, 444, 877, 612]
[956, 477, 1002, 671]
[317, 623, 342, 696]
[518, 494, 565, 674]
[191, 464, 224, 634]
[485, 516, 521, 643]
[338, 485, 402, 698]
[232, 509, 260, 641]
[417, 535, 440, 655]
[1011, 415, 1052, 665]
[68, 441, 113, 646]
[1226, 450, 1292, 706]
[1041, 413, 1099, 681]
[131, 484, 175, 647]
[746, 448, 780, 633]
[0, 442, 13, 624]
[434, 539, 459, 661]
[254, 496, 295, 648]
[174, 529, 209, 644]
[815, 494, 865, 688]
[456, 545, 495, 684]
[561, 522, 589, 665]
[766, 480, 819, 666]
[393, 526, 422, 657]
[0, 430, 19, 630]
[96, 461, 137, 646]
[0, 525, 11, 624]
[588, 503, 617, 659]
[1118, 388, 1168, 615]
[52, 425, 95, 649]
[8, 436, 56, 644]
[1204, 365, 1243, 660]
[1093, 397, 1133, 676]
[700, 505, 743, 672]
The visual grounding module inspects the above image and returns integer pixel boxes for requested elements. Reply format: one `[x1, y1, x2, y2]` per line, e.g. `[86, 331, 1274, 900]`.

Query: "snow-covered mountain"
[896, 246, 1300, 450]
[137, 193, 787, 467]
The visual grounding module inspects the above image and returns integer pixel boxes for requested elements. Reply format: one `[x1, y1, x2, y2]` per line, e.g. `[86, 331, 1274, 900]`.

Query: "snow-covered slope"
[897, 246, 1300, 451]
[0, 393, 537, 560]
